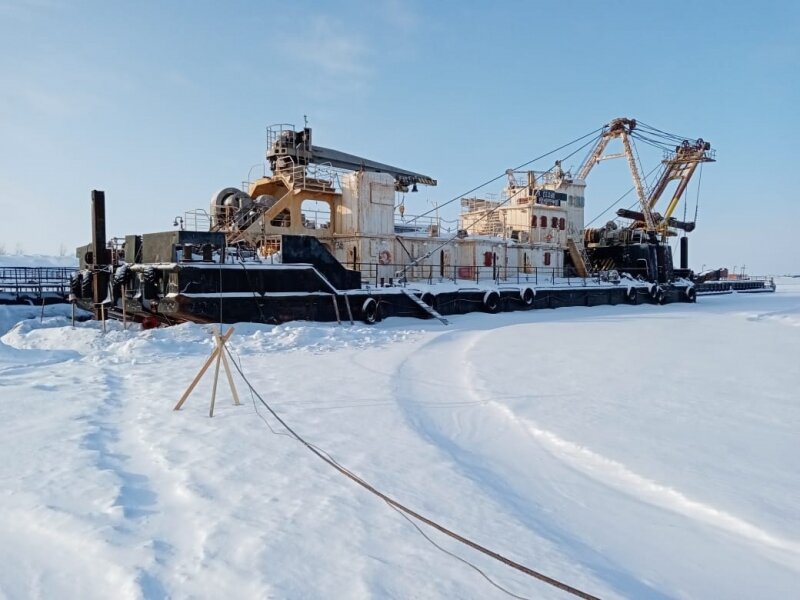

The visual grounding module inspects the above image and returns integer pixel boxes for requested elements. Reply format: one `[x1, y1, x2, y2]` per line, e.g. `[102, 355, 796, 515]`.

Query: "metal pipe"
[680, 236, 689, 270]
[91, 190, 109, 319]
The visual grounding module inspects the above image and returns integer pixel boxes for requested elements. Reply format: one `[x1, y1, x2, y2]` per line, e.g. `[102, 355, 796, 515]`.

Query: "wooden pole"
[122, 285, 127, 331]
[173, 327, 235, 412]
[218, 336, 240, 406]
[208, 343, 223, 418]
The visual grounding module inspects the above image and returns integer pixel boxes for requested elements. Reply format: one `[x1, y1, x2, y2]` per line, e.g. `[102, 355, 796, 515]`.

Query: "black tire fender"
[483, 290, 500, 313]
[362, 297, 379, 324]
[69, 272, 81, 297]
[80, 270, 93, 298]
[521, 287, 535, 306]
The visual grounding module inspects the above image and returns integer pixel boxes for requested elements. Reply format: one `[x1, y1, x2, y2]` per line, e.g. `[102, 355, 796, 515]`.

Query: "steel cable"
[406, 127, 604, 224]
[223, 346, 602, 600]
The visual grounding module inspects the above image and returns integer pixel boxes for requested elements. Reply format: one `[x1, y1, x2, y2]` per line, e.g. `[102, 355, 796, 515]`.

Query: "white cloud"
[276, 16, 371, 91]
[379, 0, 419, 33]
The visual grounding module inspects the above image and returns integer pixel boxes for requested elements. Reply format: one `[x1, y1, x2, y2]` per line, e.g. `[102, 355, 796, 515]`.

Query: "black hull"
[695, 280, 775, 295]
[154, 283, 694, 325]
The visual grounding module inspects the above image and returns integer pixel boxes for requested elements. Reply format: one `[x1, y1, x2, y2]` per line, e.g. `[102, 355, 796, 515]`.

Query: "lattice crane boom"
[575, 117, 656, 231]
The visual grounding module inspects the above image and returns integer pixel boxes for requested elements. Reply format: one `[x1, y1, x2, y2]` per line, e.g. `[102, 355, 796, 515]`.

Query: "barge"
[70, 118, 770, 325]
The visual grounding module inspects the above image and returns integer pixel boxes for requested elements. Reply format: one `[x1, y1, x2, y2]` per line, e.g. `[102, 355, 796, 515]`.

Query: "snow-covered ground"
[0, 279, 798, 599]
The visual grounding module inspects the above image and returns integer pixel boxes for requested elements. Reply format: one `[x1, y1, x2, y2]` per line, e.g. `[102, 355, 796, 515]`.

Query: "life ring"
[521, 287, 535, 306]
[482, 290, 500, 313]
[378, 250, 392, 265]
[362, 297, 380, 324]
[685, 286, 697, 302]
[626, 286, 638, 304]
[545, 234, 553, 242]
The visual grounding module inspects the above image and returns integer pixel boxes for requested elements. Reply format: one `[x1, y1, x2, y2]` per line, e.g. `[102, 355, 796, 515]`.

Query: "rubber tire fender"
[112, 265, 130, 301]
[362, 297, 380, 324]
[69, 271, 81, 297]
[521, 287, 535, 306]
[142, 266, 158, 284]
[685, 286, 697, 303]
[142, 266, 160, 300]
[482, 290, 500, 313]
[113, 264, 131, 286]
[80, 270, 93, 299]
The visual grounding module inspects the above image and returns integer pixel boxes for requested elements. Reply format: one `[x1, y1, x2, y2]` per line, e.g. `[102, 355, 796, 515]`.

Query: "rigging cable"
[693, 161, 703, 225]
[222, 347, 602, 600]
[635, 121, 695, 143]
[389, 504, 531, 600]
[405, 127, 604, 224]
[395, 133, 604, 280]
[584, 163, 663, 228]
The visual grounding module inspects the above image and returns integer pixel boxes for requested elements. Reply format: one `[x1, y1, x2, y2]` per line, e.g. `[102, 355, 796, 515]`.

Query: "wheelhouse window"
[270, 209, 291, 227]
[301, 200, 331, 229]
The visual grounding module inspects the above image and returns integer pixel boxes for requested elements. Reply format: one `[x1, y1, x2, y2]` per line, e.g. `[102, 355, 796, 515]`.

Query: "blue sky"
[1, 0, 797, 273]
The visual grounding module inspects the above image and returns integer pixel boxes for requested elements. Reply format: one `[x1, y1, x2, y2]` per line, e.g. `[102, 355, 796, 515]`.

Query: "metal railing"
[0, 267, 74, 302]
[353, 262, 616, 288]
[184, 209, 212, 231]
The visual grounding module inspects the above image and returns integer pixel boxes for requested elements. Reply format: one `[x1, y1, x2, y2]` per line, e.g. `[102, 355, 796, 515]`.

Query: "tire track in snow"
[0, 352, 147, 599]
[487, 401, 800, 557]
[80, 360, 171, 599]
[459, 330, 800, 564]
[388, 327, 658, 600]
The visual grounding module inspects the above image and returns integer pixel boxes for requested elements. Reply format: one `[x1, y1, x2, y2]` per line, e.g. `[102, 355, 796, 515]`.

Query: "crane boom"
[619, 129, 656, 231]
[576, 135, 613, 180]
[266, 125, 436, 191]
[576, 118, 635, 180]
[575, 117, 656, 231]
[640, 138, 714, 240]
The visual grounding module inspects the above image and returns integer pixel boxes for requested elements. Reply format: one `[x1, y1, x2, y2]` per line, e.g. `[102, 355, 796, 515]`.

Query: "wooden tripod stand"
[174, 327, 241, 417]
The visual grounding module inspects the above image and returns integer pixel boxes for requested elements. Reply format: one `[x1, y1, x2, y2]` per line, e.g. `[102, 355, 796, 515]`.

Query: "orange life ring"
[545, 234, 553, 242]
[378, 250, 392, 265]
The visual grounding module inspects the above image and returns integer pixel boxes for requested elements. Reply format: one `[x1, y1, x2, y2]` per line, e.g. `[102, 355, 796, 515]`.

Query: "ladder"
[402, 289, 449, 325]
[566, 238, 590, 278]
[480, 211, 502, 235]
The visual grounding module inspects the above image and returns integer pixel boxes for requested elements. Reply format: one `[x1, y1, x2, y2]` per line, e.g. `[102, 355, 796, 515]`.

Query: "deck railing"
[0, 266, 74, 302]
[353, 262, 623, 288]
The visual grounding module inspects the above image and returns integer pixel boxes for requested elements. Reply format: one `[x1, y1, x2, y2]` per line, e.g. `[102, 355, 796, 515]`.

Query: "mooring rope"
[223, 346, 602, 600]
